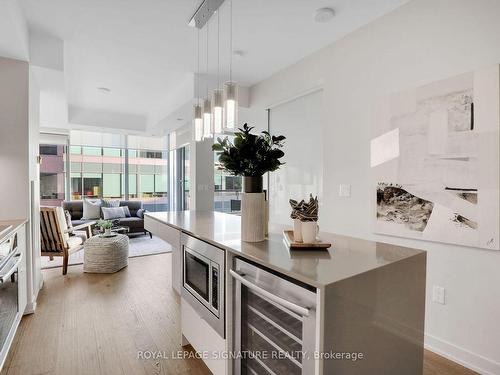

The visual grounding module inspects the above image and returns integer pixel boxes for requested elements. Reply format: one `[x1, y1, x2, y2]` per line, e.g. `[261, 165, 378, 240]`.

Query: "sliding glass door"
[169, 145, 190, 211]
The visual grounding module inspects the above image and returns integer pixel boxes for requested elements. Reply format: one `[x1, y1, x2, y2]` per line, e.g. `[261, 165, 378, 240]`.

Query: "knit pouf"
[84, 234, 129, 273]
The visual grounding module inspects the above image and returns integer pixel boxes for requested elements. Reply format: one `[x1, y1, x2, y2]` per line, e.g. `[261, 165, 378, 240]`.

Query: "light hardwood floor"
[2, 253, 477, 375]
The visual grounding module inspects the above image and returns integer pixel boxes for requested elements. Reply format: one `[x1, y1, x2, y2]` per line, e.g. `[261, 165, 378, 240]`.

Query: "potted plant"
[97, 219, 113, 236]
[212, 123, 286, 193]
[213, 123, 286, 242]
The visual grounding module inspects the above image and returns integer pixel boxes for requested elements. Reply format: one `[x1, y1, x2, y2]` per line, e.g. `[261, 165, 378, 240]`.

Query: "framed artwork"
[371, 66, 499, 250]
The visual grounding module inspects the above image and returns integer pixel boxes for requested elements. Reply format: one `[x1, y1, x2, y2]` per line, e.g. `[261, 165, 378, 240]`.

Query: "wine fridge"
[231, 258, 317, 375]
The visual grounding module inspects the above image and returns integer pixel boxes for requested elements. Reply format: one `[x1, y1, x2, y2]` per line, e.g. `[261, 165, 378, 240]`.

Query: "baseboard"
[425, 334, 500, 375]
[24, 276, 44, 315]
[24, 302, 37, 315]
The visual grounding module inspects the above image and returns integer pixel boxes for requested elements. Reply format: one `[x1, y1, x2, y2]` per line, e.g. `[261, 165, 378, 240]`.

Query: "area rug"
[41, 234, 172, 270]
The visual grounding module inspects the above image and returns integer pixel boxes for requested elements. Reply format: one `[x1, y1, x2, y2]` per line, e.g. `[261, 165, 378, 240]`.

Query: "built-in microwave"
[181, 233, 225, 338]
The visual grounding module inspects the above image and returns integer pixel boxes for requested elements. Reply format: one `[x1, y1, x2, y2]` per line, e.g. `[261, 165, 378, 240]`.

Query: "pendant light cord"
[229, 0, 233, 82]
[197, 29, 200, 105]
[217, 10, 220, 89]
[206, 21, 209, 98]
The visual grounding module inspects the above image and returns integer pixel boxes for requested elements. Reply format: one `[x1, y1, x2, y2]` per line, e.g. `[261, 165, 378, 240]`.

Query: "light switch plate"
[432, 285, 446, 304]
[339, 184, 351, 197]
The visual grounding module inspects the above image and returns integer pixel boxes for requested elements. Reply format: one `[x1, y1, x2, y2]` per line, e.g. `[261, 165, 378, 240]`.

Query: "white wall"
[268, 90, 324, 224]
[28, 67, 42, 312]
[0, 56, 30, 221]
[250, 0, 500, 373]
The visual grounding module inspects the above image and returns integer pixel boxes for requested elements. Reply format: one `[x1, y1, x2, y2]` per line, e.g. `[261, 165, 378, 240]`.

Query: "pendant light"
[203, 22, 213, 139]
[193, 29, 203, 142]
[211, 10, 223, 134]
[223, 0, 238, 130]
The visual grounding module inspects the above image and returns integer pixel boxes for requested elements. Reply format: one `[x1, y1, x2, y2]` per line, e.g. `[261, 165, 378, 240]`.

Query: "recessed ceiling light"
[98, 87, 111, 93]
[233, 50, 245, 59]
[177, 118, 184, 121]
[314, 7, 335, 23]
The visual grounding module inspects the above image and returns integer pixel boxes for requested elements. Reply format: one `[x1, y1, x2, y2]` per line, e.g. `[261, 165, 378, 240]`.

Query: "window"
[39, 145, 58, 156]
[65, 131, 168, 211]
[69, 146, 125, 200]
[128, 149, 168, 211]
[214, 136, 242, 213]
[39, 144, 67, 206]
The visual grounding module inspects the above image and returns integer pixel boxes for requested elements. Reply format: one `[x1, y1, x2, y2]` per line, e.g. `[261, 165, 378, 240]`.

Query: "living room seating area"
[62, 199, 150, 237]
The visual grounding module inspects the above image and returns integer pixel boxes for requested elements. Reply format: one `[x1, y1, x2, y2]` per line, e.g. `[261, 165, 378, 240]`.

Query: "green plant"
[97, 219, 113, 230]
[212, 123, 286, 177]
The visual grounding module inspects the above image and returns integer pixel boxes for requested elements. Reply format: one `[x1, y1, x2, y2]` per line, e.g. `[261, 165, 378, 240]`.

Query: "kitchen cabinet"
[146, 211, 426, 375]
[0, 221, 28, 371]
[144, 214, 181, 293]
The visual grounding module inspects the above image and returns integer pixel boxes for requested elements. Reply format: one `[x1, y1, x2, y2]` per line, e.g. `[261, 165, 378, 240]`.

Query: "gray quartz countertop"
[0, 219, 27, 244]
[145, 211, 425, 288]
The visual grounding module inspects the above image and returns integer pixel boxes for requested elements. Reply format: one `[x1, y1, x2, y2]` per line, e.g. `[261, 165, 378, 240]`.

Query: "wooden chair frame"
[40, 207, 95, 275]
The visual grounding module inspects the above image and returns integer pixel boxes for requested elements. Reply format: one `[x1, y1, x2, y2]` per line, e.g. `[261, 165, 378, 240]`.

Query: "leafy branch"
[212, 123, 286, 177]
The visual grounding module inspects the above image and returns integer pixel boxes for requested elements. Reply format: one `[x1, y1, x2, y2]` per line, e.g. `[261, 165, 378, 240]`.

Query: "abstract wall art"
[371, 66, 500, 250]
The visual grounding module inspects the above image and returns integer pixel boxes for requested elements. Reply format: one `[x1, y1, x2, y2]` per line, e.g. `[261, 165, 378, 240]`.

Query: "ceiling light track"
[188, 0, 226, 29]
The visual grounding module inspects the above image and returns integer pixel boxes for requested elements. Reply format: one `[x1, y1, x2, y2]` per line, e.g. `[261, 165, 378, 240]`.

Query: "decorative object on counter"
[301, 195, 319, 243]
[213, 123, 286, 242]
[283, 230, 331, 249]
[289, 199, 304, 242]
[97, 219, 114, 237]
[289, 194, 319, 243]
[372, 65, 499, 250]
[302, 221, 319, 244]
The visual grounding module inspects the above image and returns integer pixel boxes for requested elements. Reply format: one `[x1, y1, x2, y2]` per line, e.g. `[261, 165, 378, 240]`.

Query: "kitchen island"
[145, 211, 426, 375]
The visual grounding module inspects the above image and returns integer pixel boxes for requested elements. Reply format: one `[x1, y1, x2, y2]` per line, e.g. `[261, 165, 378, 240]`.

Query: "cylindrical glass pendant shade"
[223, 81, 238, 130]
[212, 89, 223, 134]
[203, 98, 213, 138]
[193, 104, 203, 142]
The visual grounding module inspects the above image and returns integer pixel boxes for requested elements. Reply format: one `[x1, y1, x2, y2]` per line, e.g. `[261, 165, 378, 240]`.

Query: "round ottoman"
[84, 234, 129, 273]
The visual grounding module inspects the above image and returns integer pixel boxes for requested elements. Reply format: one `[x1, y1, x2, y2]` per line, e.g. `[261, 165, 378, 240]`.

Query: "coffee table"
[93, 226, 130, 237]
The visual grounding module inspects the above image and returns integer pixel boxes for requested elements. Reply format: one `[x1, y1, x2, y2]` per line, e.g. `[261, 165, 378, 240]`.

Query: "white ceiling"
[19, 0, 409, 131]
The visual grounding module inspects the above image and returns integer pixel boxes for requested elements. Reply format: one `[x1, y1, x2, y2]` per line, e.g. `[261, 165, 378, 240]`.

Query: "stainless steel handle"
[0, 253, 22, 283]
[230, 269, 310, 317]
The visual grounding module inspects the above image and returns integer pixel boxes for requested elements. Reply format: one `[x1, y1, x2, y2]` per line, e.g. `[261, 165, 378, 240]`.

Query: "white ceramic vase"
[301, 221, 319, 243]
[293, 219, 303, 242]
[241, 192, 266, 242]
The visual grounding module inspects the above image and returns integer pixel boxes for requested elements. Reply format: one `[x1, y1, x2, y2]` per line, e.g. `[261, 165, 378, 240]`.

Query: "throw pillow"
[101, 199, 120, 208]
[64, 210, 73, 229]
[122, 206, 131, 217]
[102, 207, 126, 220]
[136, 208, 145, 219]
[82, 199, 102, 220]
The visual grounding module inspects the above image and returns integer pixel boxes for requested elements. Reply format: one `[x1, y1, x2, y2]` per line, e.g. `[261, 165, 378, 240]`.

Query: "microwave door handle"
[230, 269, 310, 317]
[0, 253, 22, 283]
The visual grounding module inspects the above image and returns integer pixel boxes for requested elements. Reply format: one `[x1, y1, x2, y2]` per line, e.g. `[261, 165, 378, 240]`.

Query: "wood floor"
[1, 253, 477, 375]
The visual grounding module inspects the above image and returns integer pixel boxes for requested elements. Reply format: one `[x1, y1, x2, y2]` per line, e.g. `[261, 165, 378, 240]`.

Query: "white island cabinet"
[145, 211, 427, 375]
[144, 214, 181, 293]
[0, 220, 28, 371]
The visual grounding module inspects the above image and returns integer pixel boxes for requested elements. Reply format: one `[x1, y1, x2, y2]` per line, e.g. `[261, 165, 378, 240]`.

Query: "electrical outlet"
[339, 184, 351, 197]
[432, 285, 446, 304]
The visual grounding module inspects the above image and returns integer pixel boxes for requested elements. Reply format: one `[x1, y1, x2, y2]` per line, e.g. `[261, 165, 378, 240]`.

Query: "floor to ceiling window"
[67, 131, 168, 212]
[168, 144, 190, 211]
[214, 135, 242, 213]
[39, 144, 67, 206]
[69, 145, 125, 200]
[128, 149, 168, 211]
